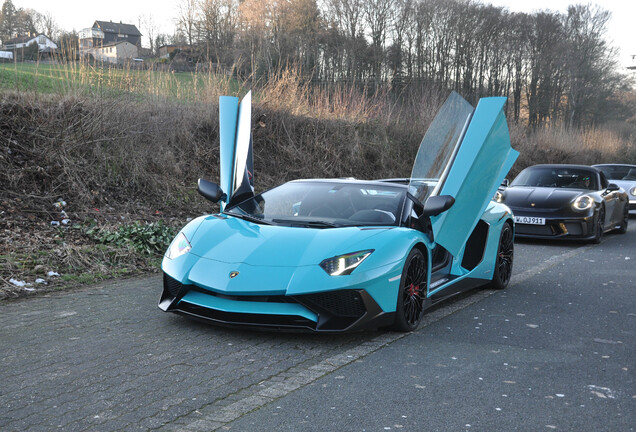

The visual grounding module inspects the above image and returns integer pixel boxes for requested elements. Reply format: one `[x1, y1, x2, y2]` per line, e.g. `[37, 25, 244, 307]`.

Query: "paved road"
[1, 224, 634, 431]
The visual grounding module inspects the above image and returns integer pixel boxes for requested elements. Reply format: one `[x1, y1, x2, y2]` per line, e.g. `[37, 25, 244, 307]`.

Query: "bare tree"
[196, 0, 238, 62]
[562, 4, 619, 126]
[29, 10, 58, 38]
[387, 0, 413, 83]
[324, 0, 366, 80]
[139, 14, 159, 54]
[363, 0, 393, 82]
[176, 0, 198, 46]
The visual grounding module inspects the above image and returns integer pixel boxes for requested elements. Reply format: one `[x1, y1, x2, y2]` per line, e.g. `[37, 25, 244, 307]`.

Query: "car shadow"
[514, 228, 627, 247]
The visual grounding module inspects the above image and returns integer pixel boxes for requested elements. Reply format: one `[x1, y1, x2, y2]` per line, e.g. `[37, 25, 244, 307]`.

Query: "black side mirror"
[198, 178, 226, 203]
[606, 183, 620, 192]
[501, 178, 509, 187]
[421, 195, 455, 217]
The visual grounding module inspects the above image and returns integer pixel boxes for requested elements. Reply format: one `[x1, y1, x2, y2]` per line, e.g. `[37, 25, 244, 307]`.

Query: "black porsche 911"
[494, 164, 629, 243]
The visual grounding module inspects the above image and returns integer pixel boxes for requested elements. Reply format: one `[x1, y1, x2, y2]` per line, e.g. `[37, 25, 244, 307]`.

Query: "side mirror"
[501, 178, 509, 187]
[606, 183, 620, 192]
[198, 178, 226, 203]
[421, 195, 455, 217]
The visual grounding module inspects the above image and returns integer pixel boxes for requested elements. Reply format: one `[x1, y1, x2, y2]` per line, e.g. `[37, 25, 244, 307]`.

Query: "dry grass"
[1, 65, 634, 298]
[0, 59, 241, 104]
[1, 69, 634, 212]
[1, 64, 633, 210]
[510, 124, 636, 177]
[0, 66, 441, 217]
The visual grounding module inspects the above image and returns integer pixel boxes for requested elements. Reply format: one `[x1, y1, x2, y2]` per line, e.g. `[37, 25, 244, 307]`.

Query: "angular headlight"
[572, 195, 594, 211]
[166, 232, 192, 259]
[493, 190, 504, 203]
[319, 250, 374, 276]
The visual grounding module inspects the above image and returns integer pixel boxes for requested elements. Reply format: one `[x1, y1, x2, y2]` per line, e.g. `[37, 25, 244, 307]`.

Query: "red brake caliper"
[409, 283, 420, 296]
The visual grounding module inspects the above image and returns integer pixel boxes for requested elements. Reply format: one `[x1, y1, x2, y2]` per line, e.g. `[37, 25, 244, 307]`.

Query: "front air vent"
[163, 273, 191, 298]
[297, 290, 366, 317]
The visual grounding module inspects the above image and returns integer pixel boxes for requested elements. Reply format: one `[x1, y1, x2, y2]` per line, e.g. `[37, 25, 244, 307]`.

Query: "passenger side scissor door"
[410, 92, 519, 258]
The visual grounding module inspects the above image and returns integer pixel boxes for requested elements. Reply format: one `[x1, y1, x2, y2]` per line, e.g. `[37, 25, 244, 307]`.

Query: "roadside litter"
[9, 278, 29, 287]
[51, 198, 71, 227]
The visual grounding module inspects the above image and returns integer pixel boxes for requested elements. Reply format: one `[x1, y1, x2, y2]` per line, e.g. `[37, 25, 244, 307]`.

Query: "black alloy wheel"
[487, 222, 514, 290]
[393, 248, 428, 332]
[592, 207, 605, 244]
[616, 204, 628, 234]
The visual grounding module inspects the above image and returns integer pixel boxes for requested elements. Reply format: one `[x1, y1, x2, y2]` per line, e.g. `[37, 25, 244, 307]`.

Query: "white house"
[90, 41, 138, 64]
[3, 34, 57, 51]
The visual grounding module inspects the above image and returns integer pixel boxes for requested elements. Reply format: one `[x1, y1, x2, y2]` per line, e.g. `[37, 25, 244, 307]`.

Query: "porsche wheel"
[616, 204, 628, 234]
[393, 248, 427, 332]
[591, 207, 605, 244]
[487, 222, 514, 290]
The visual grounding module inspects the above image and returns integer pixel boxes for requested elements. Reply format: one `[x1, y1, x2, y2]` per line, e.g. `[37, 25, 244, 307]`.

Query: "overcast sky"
[10, 0, 636, 69]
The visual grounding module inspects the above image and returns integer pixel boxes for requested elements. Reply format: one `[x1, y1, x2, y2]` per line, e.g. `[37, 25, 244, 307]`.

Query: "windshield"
[409, 91, 474, 203]
[511, 167, 599, 190]
[595, 165, 636, 181]
[225, 181, 406, 228]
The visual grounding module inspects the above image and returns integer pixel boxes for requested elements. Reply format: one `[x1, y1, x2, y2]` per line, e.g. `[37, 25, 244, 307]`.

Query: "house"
[79, 20, 142, 57]
[78, 27, 105, 52]
[158, 44, 194, 60]
[91, 41, 138, 64]
[3, 34, 57, 52]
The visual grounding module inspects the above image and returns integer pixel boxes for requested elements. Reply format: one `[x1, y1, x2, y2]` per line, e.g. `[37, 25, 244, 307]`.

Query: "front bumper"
[513, 213, 596, 240]
[159, 273, 393, 332]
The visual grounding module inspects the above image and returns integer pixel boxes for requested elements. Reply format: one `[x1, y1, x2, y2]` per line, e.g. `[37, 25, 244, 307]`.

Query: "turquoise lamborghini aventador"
[159, 91, 519, 332]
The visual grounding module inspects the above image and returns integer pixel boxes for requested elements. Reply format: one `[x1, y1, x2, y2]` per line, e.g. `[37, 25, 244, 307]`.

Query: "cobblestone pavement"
[0, 276, 370, 431]
[0, 273, 498, 431]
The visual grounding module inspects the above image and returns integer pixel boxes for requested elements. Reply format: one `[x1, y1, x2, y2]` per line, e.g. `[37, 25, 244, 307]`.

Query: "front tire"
[591, 207, 605, 244]
[487, 222, 514, 290]
[616, 204, 628, 234]
[392, 248, 428, 332]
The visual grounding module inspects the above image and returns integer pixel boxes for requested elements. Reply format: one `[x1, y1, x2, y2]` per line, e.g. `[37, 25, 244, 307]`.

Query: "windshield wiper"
[226, 212, 272, 225]
[272, 219, 341, 228]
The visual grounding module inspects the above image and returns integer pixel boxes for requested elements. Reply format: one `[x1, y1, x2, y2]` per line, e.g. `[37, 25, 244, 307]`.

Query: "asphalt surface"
[1, 223, 634, 432]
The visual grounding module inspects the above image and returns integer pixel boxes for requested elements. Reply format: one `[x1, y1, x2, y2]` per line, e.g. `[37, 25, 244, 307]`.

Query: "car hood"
[188, 215, 390, 267]
[503, 186, 583, 209]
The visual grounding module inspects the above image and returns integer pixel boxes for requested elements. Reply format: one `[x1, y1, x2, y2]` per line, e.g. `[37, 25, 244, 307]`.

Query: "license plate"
[514, 216, 546, 225]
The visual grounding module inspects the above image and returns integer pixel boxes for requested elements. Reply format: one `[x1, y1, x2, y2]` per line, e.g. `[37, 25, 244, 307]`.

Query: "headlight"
[166, 232, 192, 259]
[493, 190, 504, 203]
[572, 195, 594, 211]
[630, 187, 636, 197]
[319, 250, 374, 276]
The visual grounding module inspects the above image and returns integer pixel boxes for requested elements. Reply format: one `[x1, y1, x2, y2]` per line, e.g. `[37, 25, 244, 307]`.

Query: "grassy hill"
[0, 61, 634, 299]
[0, 61, 243, 101]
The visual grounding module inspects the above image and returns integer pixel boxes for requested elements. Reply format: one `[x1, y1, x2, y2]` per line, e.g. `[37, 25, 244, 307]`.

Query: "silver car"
[593, 164, 636, 215]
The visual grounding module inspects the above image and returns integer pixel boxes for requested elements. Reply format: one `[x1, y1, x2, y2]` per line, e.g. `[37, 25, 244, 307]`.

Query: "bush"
[84, 221, 177, 255]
